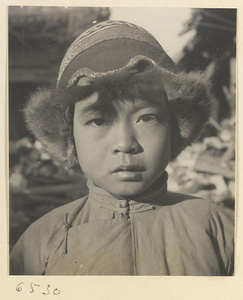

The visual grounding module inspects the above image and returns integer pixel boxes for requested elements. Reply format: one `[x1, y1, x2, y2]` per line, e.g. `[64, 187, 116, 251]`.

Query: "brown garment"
[10, 178, 234, 275]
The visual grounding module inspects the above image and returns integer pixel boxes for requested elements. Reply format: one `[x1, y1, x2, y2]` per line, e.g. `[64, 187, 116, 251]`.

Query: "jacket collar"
[87, 172, 168, 215]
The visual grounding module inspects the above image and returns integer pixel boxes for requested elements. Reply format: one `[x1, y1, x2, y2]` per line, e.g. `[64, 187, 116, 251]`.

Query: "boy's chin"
[104, 181, 159, 199]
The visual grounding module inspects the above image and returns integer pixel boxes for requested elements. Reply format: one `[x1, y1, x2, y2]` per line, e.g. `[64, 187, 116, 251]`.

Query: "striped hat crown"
[57, 20, 176, 89]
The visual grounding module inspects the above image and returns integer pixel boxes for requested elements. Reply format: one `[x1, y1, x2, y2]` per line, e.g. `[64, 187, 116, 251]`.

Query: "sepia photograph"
[8, 6, 236, 277]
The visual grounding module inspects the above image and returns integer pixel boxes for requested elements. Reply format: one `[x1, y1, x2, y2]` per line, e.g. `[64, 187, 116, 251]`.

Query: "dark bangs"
[93, 67, 168, 112]
[55, 66, 168, 110]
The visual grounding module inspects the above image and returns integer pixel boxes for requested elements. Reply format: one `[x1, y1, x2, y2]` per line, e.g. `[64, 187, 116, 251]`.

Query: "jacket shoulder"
[10, 196, 88, 275]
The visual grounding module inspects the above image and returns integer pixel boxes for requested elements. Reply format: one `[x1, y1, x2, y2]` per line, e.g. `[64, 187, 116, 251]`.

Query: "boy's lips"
[111, 164, 144, 180]
[112, 164, 145, 173]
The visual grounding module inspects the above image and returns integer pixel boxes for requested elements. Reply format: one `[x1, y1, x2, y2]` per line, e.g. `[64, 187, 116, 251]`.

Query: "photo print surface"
[9, 6, 236, 276]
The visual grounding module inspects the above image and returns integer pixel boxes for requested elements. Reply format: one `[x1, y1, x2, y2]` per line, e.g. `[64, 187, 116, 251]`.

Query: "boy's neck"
[87, 171, 168, 203]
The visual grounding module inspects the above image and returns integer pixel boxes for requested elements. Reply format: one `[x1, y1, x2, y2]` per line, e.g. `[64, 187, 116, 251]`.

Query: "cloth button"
[120, 200, 128, 208]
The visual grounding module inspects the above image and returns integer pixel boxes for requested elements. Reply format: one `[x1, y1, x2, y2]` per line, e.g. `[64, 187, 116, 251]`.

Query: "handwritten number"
[53, 288, 61, 295]
[42, 284, 50, 295]
[30, 283, 40, 293]
[16, 282, 24, 292]
[16, 282, 60, 295]
[30, 282, 34, 293]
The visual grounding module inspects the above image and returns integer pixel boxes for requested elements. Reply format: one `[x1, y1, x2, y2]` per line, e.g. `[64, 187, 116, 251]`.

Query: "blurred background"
[9, 7, 236, 250]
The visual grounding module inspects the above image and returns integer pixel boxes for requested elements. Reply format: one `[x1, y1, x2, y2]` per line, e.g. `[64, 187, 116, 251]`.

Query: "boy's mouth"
[111, 165, 144, 180]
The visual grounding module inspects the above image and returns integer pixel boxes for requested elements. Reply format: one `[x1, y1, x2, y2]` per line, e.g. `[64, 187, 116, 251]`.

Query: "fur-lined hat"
[24, 20, 211, 167]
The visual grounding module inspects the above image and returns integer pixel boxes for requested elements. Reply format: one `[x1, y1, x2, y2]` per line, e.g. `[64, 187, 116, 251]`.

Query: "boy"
[10, 20, 234, 275]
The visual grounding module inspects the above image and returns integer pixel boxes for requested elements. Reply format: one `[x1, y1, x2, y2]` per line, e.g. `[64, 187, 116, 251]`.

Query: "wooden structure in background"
[9, 6, 110, 140]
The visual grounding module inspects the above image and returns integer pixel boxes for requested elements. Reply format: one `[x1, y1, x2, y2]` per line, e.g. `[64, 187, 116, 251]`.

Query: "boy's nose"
[111, 123, 140, 155]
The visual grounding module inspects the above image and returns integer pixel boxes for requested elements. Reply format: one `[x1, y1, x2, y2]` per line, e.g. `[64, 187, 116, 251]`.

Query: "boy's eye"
[87, 118, 107, 127]
[137, 114, 158, 123]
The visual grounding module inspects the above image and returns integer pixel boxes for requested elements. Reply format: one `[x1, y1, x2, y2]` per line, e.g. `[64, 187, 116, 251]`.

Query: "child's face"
[73, 92, 171, 197]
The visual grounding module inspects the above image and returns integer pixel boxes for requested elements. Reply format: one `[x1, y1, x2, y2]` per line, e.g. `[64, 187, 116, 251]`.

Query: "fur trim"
[162, 70, 212, 159]
[24, 66, 212, 167]
[24, 88, 78, 166]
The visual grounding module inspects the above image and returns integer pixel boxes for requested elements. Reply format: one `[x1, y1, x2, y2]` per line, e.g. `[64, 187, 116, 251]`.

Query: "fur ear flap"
[161, 70, 212, 159]
[24, 68, 212, 167]
[23, 88, 78, 166]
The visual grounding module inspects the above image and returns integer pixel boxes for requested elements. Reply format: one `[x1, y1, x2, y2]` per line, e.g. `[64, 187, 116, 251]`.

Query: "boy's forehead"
[75, 91, 168, 112]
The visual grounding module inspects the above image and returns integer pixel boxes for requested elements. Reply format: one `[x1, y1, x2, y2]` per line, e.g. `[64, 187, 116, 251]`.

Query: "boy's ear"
[161, 70, 212, 160]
